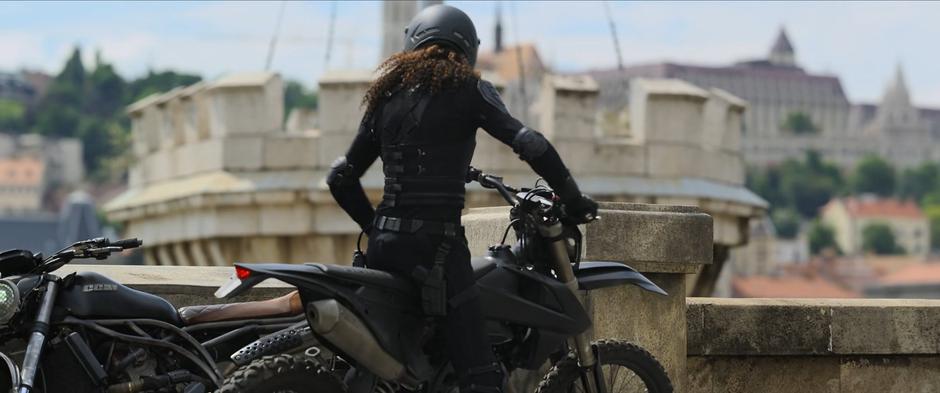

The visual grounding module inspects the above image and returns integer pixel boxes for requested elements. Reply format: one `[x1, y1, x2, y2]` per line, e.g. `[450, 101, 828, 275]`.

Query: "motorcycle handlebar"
[466, 166, 518, 206]
[111, 238, 143, 250]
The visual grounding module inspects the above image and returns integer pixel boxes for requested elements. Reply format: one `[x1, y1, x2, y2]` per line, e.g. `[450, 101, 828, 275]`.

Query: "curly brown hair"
[362, 44, 480, 115]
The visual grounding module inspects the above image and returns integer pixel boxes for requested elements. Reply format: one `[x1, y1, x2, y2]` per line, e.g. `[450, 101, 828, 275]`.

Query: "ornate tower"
[768, 27, 797, 67]
[380, 0, 443, 61]
[494, 3, 503, 53]
[875, 64, 920, 128]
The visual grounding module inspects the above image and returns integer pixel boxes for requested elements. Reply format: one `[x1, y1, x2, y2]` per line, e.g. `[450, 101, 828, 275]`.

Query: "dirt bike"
[215, 167, 673, 393]
[0, 237, 310, 393]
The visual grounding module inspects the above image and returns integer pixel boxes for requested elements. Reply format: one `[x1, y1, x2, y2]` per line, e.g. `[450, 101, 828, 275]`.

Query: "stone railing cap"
[688, 297, 940, 356]
[633, 78, 709, 100]
[209, 72, 279, 89]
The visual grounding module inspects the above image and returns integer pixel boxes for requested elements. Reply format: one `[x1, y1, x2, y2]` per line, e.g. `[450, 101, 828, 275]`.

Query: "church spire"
[494, 3, 503, 53]
[768, 27, 796, 67]
[883, 63, 911, 107]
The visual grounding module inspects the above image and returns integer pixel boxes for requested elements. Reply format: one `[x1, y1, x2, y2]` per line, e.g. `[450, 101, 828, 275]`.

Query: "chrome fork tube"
[18, 280, 57, 393]
[539, 222, 599, 375]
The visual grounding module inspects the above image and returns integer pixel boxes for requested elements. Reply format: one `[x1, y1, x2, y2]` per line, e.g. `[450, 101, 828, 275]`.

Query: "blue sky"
[2, 1, 940, 106]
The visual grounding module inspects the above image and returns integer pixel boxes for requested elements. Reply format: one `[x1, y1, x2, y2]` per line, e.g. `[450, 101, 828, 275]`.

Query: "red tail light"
[235, 266, 252, 280]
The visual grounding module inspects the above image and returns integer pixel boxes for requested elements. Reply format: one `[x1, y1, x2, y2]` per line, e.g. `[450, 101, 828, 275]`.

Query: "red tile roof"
[830, 197, 924, 219]
[878, 263, 940, 286]
[732, 275, 860, 298]
[476, 43, 546, 82]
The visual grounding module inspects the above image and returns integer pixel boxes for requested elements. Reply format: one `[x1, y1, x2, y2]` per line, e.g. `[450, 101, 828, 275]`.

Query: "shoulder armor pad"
[478, 80, 508, 114]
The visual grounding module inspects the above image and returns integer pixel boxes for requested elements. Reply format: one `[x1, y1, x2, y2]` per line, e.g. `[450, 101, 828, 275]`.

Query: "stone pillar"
[463, 202, 713, 393]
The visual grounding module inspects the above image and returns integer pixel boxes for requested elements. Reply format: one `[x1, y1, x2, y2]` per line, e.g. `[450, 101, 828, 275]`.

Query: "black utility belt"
[372, 215, 462, 237]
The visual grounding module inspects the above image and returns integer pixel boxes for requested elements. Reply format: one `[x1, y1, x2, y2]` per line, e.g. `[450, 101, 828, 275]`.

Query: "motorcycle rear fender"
[575, 261, 667, 296]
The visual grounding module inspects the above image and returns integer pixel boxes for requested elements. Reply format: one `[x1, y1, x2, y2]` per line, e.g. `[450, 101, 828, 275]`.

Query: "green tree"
[88, 59, 127, 117]
[781, 111, 818, 134]
[861, 222, 903, 255]
[0, 99, 26, 132]
[746, 165, 786, 209]
[898, 162, 939, 203]
[808, 220, 839, 255]
[771, 208, 800, 239]
[780, 151, 845, 217]
[126, 71, 201, 104]
[852, 155, 896, 197]
[283, 80, 318, 119]
[34, 47, 87, 137]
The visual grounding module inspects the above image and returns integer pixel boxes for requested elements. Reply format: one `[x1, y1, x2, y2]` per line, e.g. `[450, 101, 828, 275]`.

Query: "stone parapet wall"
[688, 298, 940, 392]
[58, 265, 940, 391]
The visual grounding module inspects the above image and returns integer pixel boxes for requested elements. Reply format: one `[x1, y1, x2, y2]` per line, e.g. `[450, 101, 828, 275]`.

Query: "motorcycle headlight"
[0, 280, 19, 324]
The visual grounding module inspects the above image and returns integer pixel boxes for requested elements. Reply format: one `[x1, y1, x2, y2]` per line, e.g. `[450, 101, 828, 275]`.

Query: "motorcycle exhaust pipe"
[306, 300, 417, 386]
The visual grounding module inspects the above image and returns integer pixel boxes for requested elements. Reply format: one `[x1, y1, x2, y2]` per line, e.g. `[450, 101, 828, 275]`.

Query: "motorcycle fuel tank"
[57, 272, 182, 325]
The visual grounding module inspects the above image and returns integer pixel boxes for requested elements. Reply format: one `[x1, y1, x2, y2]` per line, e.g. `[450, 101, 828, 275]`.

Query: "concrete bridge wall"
[68, 204, 940, 391]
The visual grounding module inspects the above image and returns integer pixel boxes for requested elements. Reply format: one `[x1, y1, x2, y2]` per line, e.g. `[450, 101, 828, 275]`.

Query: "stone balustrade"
[64, 203, 940, 392]
[688, 298, 940, 392]
[106, 70, 764, 300]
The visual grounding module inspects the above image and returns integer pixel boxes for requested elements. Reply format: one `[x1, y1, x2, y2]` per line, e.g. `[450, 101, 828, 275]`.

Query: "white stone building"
[588, 28, 940, 170]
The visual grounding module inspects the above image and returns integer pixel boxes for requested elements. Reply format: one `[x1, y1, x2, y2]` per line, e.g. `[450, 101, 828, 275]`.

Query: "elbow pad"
[326, 156, 357, 189]
[511, 127, 549, 161]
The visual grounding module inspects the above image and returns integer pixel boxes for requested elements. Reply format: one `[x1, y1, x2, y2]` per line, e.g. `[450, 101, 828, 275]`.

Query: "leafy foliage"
[24, 47, 202, 177]
[771, 208, 800, 239]
[852, 155, 896, 197]
[283, 80, 318, 119]
[747, 151, 845, 218]
[898, 162, 939, 203]
[808, 220, 839, 255]
[781, 111, 818, 134]
[17, 46, 315, 182]
[0, 99, 26, 132]
[861, 222, 903, 255]
[126, 71, 201, 103]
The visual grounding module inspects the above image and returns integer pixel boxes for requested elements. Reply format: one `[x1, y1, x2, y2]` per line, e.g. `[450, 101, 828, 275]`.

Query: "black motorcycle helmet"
[403, 4, 480, 66]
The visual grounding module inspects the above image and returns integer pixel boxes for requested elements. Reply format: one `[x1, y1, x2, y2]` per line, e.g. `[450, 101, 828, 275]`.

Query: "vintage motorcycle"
[0, 237, 310, 393]
[216, 167, 674, 393]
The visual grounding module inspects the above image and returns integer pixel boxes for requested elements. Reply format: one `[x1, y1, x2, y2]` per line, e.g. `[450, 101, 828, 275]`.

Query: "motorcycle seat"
[306, 263, 416, 295]
[178, 291, 303, 325]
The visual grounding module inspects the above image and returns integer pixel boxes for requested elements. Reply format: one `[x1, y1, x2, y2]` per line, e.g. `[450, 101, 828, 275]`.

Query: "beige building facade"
[821, 197, 929, 257]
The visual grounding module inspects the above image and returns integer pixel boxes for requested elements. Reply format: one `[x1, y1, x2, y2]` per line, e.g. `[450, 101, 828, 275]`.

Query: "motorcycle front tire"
[536, 339, 673, 393]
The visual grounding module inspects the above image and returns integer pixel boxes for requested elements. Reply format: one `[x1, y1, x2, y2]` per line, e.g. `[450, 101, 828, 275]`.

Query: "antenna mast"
[324, 1, 337, 69]
[603, 1, 624, 71]
[264, 1, 288, 71]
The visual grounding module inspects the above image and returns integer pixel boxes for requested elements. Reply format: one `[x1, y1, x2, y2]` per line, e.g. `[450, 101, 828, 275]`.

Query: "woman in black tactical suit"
[327, 5, 598, 393]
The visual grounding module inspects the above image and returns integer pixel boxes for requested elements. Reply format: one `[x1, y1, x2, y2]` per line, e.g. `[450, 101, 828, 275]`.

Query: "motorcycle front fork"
[542, 224, 607, 393]
[19, 279, 58, 393]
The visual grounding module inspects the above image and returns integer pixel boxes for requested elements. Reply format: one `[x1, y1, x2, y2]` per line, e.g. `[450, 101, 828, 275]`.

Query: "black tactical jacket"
[328, 78, 578, 230]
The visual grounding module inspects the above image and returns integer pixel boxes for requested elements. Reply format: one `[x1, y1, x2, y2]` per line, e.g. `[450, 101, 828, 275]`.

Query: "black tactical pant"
[368, 228, 502, 391]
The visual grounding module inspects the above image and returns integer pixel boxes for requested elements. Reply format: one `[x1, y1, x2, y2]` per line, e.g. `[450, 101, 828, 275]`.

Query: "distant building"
[821, 197, 929, 256]
[0, 71, 38, 107]
[0, 133, 84, 190]
[0, 156, 44, 213]
[865, 262, 940, 298]
[476, 43, 547, 124]
[0, 191, 102, 255]
[732, 274, 859, 298]
[587, 27, 940, 169]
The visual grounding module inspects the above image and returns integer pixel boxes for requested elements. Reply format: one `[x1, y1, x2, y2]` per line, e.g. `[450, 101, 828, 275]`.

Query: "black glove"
[562, 194, 599, 225]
